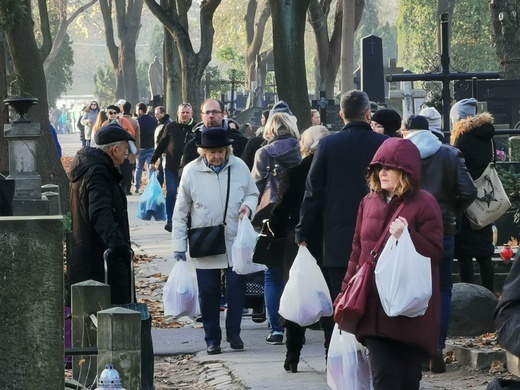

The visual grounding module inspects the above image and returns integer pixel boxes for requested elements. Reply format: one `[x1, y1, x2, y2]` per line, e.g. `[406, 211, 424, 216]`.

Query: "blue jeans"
[439, 235, 455, 349]
[135, 148, 154, 191]
[196, 267, 247, 345]
[164, 169, 178, 224]
[264, 265, 284, 332]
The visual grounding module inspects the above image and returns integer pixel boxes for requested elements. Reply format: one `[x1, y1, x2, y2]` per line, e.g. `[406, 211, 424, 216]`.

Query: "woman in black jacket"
[451, 111, 496, 293]
[269, 125, 329, 372]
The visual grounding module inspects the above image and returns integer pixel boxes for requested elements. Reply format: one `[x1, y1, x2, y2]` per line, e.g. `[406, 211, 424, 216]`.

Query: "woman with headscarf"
[335, 137, 444, 389]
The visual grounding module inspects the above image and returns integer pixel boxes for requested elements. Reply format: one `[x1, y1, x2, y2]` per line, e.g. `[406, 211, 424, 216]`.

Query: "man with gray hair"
[67, 123, 137, 306]
[296, 90, 387, 357]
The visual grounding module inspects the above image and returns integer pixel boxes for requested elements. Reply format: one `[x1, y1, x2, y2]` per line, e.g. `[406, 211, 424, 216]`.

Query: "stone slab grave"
[455, 80, 520, 129]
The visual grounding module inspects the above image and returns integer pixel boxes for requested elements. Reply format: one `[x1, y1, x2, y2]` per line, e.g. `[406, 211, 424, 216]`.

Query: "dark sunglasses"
[108, 110, 118, 115]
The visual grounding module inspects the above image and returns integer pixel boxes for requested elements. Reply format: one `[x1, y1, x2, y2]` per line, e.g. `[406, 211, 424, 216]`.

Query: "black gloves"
[106, 245, 132, 262]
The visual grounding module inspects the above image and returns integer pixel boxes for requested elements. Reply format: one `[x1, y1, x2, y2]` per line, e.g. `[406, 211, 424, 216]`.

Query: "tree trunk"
[144, 0, 221, 113]
[341, 0, 355, 93]
[1, 0, 69, 212]
[245, 0, 271, 90]
[490, 0, 520, 79]
[100, 0, 124, 100]
[116, 0, 144, 104]
[164, 29, 182, 115]
[42, 0, 99, 74]
[270, 0, 311, 130]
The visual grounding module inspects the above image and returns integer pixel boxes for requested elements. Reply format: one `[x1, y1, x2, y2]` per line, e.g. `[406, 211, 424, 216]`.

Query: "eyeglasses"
[203, 110, 222, 116]
[108, 110, 118, 115]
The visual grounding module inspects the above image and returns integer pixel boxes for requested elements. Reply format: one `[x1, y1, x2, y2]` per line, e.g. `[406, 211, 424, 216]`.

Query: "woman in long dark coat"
[451, 112, 496, 292]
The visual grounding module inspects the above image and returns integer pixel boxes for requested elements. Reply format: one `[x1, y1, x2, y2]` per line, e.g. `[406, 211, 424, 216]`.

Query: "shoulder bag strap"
[222, 166, 231, 225]
[370, 201, 407, 262]
[491, 139, 496, 163]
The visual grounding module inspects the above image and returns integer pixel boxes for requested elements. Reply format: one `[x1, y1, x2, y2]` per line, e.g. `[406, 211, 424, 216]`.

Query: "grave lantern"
[95, 364, 126, 390]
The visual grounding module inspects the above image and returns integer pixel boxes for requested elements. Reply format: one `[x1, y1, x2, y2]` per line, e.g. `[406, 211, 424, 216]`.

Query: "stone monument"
[3, 97, 48, 215]
[148, 57, 163, 108]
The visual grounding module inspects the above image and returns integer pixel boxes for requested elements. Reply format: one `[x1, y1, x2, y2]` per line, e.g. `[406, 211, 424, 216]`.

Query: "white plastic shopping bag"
[375, 229, 432, 317]
[163, 260, 200, 318]
[327, 324, 372, 390]
[278, 246, 333, 326]
[232, 217, 267, 275]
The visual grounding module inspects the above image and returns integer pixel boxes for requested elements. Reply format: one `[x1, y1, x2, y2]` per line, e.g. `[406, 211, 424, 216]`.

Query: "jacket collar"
[341, 121, 372, 131]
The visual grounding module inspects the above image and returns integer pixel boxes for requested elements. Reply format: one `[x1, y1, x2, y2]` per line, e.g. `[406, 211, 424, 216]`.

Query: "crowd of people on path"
[67, 89, 509, 389]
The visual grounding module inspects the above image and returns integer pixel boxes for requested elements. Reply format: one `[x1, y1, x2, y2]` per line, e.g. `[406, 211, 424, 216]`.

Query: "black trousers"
[458, 256, 495, 293]
[365, 337, 424, 390]
[120, 159, 134, 194]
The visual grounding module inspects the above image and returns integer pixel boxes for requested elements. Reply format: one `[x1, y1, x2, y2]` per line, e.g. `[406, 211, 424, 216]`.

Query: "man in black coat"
[296, 90, 387, 353]
[150, 102, 195, 232]
[179, 99, 247, 169]
[67, 123, 137, 305]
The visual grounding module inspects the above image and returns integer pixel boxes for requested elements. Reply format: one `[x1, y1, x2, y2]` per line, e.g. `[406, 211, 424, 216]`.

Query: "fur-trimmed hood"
[450, 112, 495, 145]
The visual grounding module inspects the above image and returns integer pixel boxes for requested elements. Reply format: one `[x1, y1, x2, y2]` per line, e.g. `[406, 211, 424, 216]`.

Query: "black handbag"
[252, 219, 286, 267]
[187, 167, 231, 258]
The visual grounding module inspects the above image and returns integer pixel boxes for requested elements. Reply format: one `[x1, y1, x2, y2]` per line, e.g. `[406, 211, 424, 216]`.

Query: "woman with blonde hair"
[251, 110, 302, 345]
[90, 110, 108, 147]
[268, 125, 329, 372]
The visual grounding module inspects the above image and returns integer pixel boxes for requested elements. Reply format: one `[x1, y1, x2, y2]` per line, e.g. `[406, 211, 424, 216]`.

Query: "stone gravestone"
[361, 35, 385, 104]
[455, 80, 520, 128]
[0, 216, 64, 390]
[311, 92, 343, 132]
[4, 98, 48, 215]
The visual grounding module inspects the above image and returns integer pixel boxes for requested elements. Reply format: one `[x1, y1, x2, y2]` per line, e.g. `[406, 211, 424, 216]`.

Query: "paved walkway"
[58, 134, 447, 389]
[126, 192, 447, 390]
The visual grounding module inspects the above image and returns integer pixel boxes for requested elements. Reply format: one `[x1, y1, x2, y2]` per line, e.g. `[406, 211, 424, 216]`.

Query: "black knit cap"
[371, 109, 402, 135]
[404, 114, 429, 131]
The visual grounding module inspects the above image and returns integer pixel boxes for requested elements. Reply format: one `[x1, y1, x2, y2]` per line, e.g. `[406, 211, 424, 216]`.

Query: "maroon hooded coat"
[336, 137, 444, 356]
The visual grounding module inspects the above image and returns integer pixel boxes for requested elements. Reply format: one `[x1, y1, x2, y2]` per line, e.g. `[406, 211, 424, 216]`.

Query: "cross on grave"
[386, 13, 501, 131]
[311, 91, 343, 132]
[388, 70, 427, 118]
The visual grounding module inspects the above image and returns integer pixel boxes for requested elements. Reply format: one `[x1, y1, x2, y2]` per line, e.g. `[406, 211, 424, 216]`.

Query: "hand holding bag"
[465, 141, 511, 230]
[188, 167, 230, 258]
[278, 246, 333, 327]
[375, 228, 431, 317]
[232, 217, 267, 275]
[136, 171, 167, 221]
[251, 219, 286, 267]
[334, 203, 406, 334]
[163, 260, 200, 318]
[327, 324, 373, 390]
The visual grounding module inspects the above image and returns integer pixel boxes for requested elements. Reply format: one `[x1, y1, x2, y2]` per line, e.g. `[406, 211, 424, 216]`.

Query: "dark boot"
[284, 320, 304, 373]
[284, 351, 300, 373]
[430, 349, 446, 373]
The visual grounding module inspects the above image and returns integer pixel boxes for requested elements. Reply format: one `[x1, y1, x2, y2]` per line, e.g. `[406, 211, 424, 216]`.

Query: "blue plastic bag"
[137, 171, 167, 221]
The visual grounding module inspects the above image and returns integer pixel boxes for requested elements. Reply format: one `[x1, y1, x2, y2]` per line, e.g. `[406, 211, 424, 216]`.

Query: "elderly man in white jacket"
[172, 128, 259, 355]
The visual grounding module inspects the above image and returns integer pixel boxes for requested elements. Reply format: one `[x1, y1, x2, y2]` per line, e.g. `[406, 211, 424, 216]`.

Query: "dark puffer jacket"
[451, 113, 496, 258]
[67, 147, 133, 305]
[337, 137, 444, 357]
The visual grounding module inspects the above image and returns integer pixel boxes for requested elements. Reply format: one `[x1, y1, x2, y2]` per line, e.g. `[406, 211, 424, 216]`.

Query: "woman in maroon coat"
[335, 137, 444, 389]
